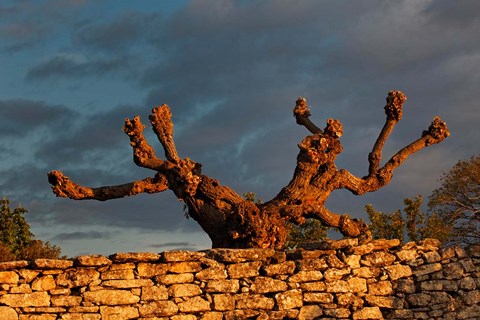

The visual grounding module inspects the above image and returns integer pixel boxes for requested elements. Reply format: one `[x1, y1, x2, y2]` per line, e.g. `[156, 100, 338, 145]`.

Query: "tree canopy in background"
[429, 155, 480, 246]
[0, 198, 64, 262]
[366, 154, 480, 247]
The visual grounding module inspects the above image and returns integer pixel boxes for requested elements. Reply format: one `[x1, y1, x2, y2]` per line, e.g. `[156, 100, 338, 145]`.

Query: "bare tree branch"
[368, 91, 406, 176]
[293, 97, 323, 134]
[123, 116, 166, 171]
[149, 105, 180, 163]
[47, 170, 169, 201]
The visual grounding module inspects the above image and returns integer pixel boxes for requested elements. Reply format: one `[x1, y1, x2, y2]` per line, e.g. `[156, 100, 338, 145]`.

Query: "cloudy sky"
[1, 0, 479, 257]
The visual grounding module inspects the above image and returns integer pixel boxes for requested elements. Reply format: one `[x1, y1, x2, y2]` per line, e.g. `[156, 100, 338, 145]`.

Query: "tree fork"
[48, 91, 449, 249]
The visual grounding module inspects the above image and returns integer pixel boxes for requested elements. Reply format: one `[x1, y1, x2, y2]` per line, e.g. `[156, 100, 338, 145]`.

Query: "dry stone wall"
[0, 238, 479, 320]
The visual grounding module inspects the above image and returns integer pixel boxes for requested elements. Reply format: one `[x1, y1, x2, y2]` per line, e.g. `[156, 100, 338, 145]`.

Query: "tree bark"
[48, 91, 449, 249]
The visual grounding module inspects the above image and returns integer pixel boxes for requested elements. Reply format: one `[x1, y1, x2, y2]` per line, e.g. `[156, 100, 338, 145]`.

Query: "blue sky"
[1, 0, 479, 257]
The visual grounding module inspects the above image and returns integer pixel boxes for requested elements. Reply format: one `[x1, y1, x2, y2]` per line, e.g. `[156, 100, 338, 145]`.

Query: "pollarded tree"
[48, 91, 449, 249]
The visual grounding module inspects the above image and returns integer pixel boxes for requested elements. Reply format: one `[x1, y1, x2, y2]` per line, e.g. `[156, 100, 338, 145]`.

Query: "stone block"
[288, 270, 323, 283]
[323, 267, 350, 281]
[207, 248, 275, 263]
[227, 261, 262, 278]
[213, 294, 236, 311]
[74, 255, 112, 267]
[161, 250, 206, 262]
[299, 281, 326, 292]
[138, 300, 178, 317]
[303, 292, 334, 303]
[137, 262, 168, 278]
[395, 249, 418, 261]
[295, 258, 328, 271]
[0, 306, 17, 320]
[168, 283, 202, 297]
[56, 268, 100, 288]
[337, 293, 364, 308]
[250, 277, 287, 293]
[368, 280, 393, 295]
[324, 307, 351, 318]
[177, 296, 211, 312]
[141, 285, 168, 301]
[155, 273, 194, 285]
[385, 264, 412, 281]
[361, 251, 396, 267]
[413, 263, 442, 277]
[0, 261, 29, 271]
[406, 293, 432, 307]
[101, 279, 153, 288]
[18, 269, 39, 283]
[298, 305, 323, 320]
[0, 271, 19, 284]
[51, 295, 82, 307]
[100, 306, 139, 319]
[32, 275, 56, 291]
[101, 268, 134, 280]
[32, 259, 73, 269]
[84, 289, 140, 305]
[168, 261, 203, 273]
[236, 294, 275, 310]
[275, 289, 303, 310]
[195, 266, 228, 280]
[205, 279, 240, 293]
[0, 291, 50, 307]
[352, 306, 383, 319]
[109, 252, 160, 262]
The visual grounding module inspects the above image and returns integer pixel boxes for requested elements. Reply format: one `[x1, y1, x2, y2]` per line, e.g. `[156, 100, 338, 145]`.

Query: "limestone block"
[325, 279, 349, 293]
[385, 264, 412, 281]
[200, 312, 223, 320]
[100, 306, 139, 320]
[274, 289, 302, 310]
[0, 291, 50, 307]
[18, 314, 57, 320]
[324, 307, 351, 318]
[177, 296, 211, 313]
[419, 280, 443, 291]
[32, 259, 73, 269]
[109, 252, 160, 262]
[303, 292, 334, 303]
[394, 278, 415, 293]
[141, 285, 168, 301]
[337, 292, 364, 309]
[207, 248, 276, 263]
[406, 293, 432, 307]
[22, 306, 66, 313]
[155, 273, 193, 285]
[295, 258, 328, 271]
[224, 309, 260, 320]
[365, 295, 403, 309]
[347, 277, 367, 293]
[101, 279, 153, 288]
[368, 280, 393, 296]
[352, 266, 380, 278]
[101, 268, 134, 280]
[18, 270, 39, 283]
[161, 250, 206, 262]
[250, 277, 287, 293]
[138, 300, 178, 317]
[395, 249, 418, 261]
[371, 239, 401, 250]
[67, 306, 99, 313]
[168, 283, 202, 297]
[361, 251, 396, 267]
[213, 294, 235, 311]
[10, 283, 32, 293]
[74, 255, 112, 267]
[352, 306, 383, 319]
[0, 261, 29, 271]
[236, 294, 275, 310]
[205, 279, 240, 293]
[227, 261, 262, 278]
[171, 315, 197, 320]
[32, 275, 56, 291]
[413, 263, 442, 277]
[51, 295, 82, 307]
[262, 261, 296, 276]
[0, 306, 18, 320]
[345, 254, 361, 269]
[349, 243, 374, 255]
[298, 305, 323, 320]
[288, 270, 323, 283]
[386, 309, 414, 318]
[443, 261, 465, 279]
[323, 267, 351, 281]
[423, 251, 441, 263]
[0, 271, 19, 284]
[137, 262, 168, 278]
[83, 289, 140, 305]
[299, 281, 326, 292]
[60, 313, 101, 320]
[168, 261, 202, 273]
[195, 266, 228, 280]
[56, 268, 100, 288]
[269, 309, 299, 319]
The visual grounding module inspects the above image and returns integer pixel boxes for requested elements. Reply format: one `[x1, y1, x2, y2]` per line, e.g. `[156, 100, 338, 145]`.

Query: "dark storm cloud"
[74, 11, 163, 52]
[26, 54, 136, 81]
[51, 231, 111, 241]
[0, 99, 76, 137]
[0, 0, 89, 52]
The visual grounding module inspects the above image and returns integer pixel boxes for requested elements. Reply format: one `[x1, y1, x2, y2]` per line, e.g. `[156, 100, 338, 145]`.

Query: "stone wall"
[0, 238, 479, 320]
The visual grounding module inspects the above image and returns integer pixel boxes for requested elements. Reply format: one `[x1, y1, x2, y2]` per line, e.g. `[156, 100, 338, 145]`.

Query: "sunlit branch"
[47, 170, 169, 201]
[149, 105, 180, 163]
[293, 97, 323, 134]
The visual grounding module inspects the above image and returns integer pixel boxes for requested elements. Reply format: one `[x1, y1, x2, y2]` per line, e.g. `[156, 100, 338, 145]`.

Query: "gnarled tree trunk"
[48, 91, 449, 249]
